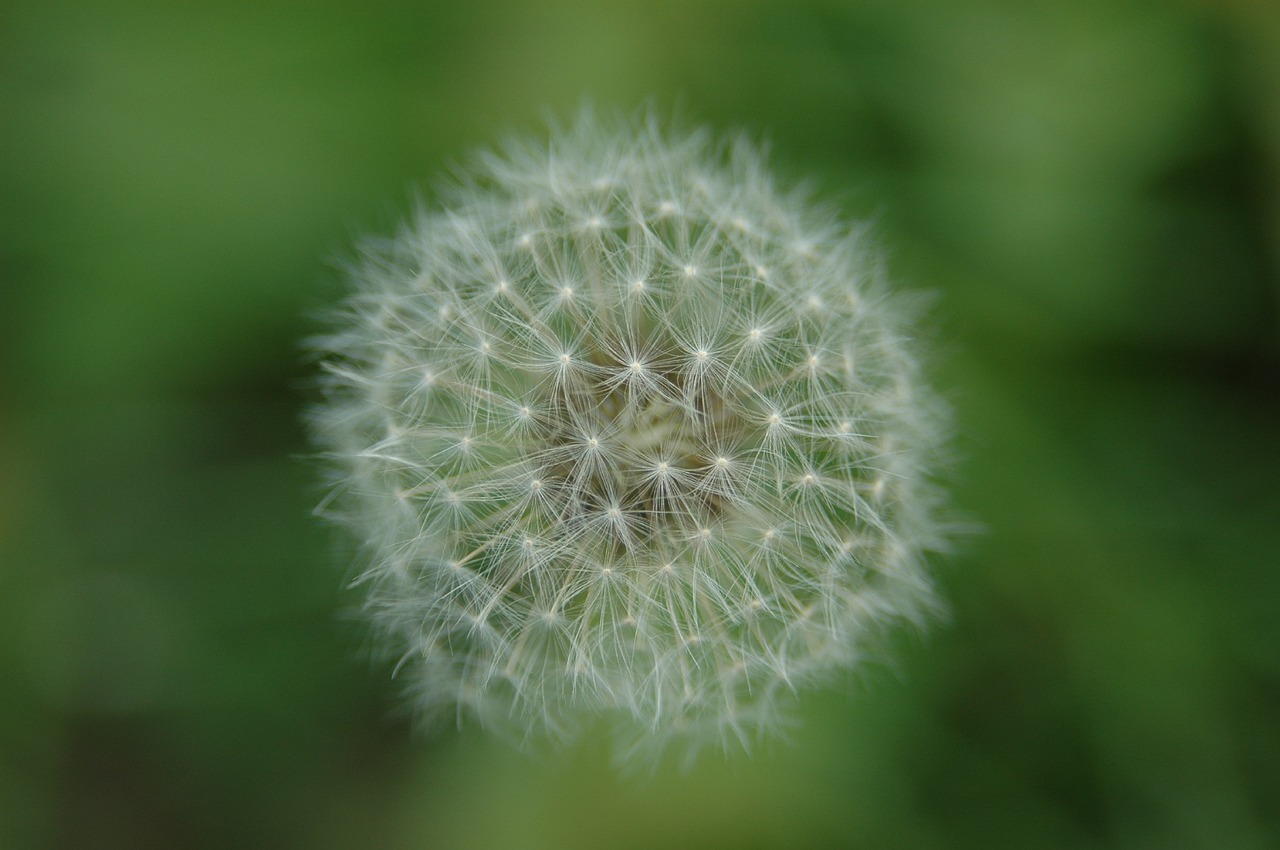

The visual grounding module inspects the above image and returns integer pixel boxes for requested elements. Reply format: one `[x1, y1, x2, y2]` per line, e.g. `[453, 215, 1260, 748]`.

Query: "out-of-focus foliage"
[1, 1, 1276, 848]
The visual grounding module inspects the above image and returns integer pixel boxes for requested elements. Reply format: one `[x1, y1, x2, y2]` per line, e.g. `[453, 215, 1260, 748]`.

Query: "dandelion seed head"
[308, 111, 950, 763]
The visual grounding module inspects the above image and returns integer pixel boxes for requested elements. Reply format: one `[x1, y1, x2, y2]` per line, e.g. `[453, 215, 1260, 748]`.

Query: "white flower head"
[309, 111, 949, 763]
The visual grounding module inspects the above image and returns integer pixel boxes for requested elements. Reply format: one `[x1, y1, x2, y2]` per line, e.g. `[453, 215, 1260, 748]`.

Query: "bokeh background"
[3, 0, 1278, 847]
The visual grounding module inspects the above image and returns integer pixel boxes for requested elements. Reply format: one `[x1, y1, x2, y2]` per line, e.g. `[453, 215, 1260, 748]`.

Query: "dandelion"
[308, 111, 949, 761]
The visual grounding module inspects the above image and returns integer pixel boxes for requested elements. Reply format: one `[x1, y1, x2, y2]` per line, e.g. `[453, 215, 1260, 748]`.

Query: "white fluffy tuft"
[309, 112, 949, 762]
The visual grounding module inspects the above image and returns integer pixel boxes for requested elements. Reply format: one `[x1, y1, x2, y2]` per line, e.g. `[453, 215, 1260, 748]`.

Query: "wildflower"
[309, 112, 949, 759]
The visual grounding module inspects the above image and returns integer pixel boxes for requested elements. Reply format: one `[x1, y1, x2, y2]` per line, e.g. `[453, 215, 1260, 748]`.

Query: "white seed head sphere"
[310, 114, 949, 760]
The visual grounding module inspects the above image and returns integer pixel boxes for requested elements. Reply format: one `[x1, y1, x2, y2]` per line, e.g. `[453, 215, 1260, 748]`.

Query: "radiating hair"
[308, 111, 950, 763]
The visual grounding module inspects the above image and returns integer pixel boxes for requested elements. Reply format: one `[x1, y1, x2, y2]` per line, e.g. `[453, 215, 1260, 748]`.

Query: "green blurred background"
[2, 0, 1278, 847]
